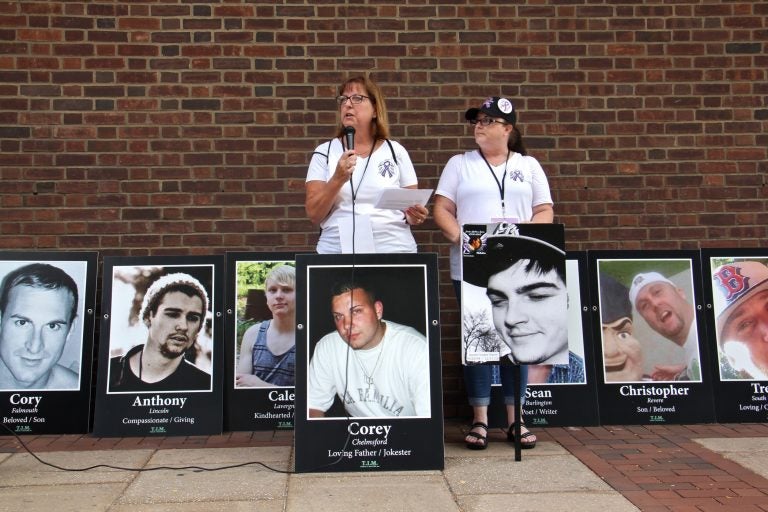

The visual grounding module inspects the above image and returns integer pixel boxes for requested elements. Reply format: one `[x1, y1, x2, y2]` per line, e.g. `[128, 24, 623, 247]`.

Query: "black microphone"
[344, 126, 355, 151]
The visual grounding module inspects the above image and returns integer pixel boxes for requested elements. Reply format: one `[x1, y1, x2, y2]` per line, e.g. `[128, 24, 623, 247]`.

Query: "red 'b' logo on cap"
[713, 264, 748, 302]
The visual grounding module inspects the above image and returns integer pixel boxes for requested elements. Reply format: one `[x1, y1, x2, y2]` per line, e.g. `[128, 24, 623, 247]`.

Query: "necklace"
[478, 148, 510, 219]
[353, 335, 385, 387]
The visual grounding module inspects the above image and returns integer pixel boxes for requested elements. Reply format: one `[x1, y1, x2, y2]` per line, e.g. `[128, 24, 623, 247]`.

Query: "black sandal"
[507, 422, 537, 449]
[465, 422, 488, 450]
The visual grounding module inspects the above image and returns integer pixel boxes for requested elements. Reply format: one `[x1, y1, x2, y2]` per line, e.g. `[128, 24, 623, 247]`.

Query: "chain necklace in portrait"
[353, 338, 385, 388]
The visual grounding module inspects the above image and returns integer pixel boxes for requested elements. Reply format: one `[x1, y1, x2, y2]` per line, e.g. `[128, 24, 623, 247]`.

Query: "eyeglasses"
[469, 117, 508, 126]
[336, 94, 370, 105]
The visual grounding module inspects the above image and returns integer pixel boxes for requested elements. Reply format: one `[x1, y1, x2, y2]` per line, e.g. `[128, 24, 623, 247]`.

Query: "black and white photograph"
[94, 255, 224, 437]
[0, 260, 86, 391]
[0, 252, 97, 435]
[294, 253, 443, 473]
[106, 264, 215, 394]
[461, 222, 568, 368]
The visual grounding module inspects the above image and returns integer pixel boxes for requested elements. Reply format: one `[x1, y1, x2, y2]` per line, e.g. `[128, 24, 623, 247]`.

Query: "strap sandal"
[507, 422, 537, 449]
[464, 422, 488, 450]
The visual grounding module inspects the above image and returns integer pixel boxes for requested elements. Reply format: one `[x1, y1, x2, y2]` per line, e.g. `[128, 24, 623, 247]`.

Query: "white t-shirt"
[435, 150, 553, 280]
[306, 138, 418, 253]
[307, 320, 431, 418]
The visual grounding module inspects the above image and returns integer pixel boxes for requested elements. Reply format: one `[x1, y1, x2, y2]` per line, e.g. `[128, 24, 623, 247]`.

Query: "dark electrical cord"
[308, 134, 363, 471]
[325, 133, 361, 470]
[283, 135, 362, 474]
[3, 138, 371, 476]
[0, 422, 293, 474]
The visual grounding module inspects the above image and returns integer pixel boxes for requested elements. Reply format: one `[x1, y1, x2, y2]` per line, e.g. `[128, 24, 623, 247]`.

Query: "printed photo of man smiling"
[0, 262, 83, 391]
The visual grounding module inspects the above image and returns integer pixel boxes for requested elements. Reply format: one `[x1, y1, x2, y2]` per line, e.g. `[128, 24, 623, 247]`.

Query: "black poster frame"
[294, 253, 443, 473]
[588, 250, 715, 425]
[93, 255, 224, 437]
[701, 249, 768, 423]
[224, 251, 297, 432]
[0, 251, 98, 435]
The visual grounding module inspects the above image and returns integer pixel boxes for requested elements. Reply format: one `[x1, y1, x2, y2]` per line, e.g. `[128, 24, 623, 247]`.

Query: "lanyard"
[349, 140, 376, 202]
[479, 149, 510, 218]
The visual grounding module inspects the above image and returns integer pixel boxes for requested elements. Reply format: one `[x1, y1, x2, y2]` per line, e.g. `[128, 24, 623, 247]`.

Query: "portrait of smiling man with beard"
[109, 272, 211, 392]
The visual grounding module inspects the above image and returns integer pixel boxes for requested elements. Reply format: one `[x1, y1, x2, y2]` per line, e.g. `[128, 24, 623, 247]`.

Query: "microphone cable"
[342, 127, 359, 462]
[9, 135, 377, 477]
[0, 422, 293, 474]
[0, 137, 373, 476]
[297, 131, 361, 473]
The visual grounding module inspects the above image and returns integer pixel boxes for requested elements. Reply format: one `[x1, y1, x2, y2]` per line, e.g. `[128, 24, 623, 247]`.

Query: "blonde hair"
[265, 264, 295, 288]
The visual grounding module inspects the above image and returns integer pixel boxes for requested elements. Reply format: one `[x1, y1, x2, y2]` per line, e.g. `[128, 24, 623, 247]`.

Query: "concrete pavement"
[0, 421, 767, 511]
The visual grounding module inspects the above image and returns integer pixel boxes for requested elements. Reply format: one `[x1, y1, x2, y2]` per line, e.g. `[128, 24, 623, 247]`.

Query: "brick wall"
[1, 1, 766, 416]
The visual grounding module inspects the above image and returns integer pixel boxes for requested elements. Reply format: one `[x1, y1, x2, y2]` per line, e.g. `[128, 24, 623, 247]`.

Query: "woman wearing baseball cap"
[433, 97, 554, 450]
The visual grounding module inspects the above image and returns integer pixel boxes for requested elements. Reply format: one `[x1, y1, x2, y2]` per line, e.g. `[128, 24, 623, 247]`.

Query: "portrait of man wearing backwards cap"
[712, 259, 768, 380]
[462, 224, 573, 373]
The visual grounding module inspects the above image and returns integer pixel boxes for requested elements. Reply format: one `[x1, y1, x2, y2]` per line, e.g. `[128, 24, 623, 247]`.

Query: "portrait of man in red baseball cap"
[712, 259, 768, 380]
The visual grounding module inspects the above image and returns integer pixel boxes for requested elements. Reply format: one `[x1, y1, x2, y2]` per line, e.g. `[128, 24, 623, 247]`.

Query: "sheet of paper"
[374, 188, 433, 210]
[338, 215, 376, 253]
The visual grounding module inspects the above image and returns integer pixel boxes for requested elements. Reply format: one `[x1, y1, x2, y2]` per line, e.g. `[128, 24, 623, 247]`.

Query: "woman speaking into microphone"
[305, 75, 428, 254]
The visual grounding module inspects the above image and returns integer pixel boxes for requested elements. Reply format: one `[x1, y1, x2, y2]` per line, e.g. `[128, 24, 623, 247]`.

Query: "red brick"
[0, 1, 766, 412]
